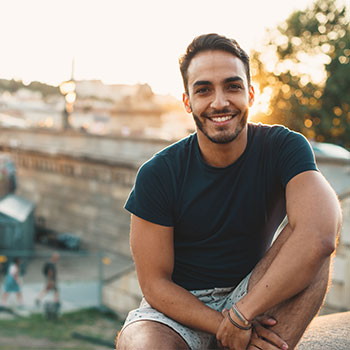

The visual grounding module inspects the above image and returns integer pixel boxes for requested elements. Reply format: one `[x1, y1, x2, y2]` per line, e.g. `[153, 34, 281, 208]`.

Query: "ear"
[183, 93, 192, 113]
[248, 85, 255, 107]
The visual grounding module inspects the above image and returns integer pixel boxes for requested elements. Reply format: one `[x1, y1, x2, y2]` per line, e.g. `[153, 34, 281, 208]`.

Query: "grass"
[0, 308, 125, 349]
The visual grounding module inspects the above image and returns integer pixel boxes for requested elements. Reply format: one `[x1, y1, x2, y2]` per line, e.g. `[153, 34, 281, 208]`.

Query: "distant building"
[0, 79, 194, 139]
[75, 80, 153, 103]
[0, 88, 63, 129]
[73, 80, 193, 139]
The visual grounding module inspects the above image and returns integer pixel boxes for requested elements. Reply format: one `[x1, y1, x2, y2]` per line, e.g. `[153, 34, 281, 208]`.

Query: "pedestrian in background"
[1, 257, 23, 307]
[35, 252, 60, 311]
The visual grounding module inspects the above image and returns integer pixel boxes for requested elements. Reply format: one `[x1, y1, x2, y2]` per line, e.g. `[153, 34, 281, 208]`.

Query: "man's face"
[183, 50, 254, 144]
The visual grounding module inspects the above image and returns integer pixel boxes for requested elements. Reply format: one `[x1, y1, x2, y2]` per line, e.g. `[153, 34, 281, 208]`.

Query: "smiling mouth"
[210, 115, 232, 122]
[209, 112, 239, 123]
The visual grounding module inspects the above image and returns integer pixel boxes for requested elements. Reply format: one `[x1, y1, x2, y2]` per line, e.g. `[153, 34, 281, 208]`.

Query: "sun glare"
[249, 84, 273, 122]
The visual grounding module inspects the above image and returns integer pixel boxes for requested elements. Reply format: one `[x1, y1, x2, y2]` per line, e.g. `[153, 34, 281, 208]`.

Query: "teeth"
[211, 116, 232, 122]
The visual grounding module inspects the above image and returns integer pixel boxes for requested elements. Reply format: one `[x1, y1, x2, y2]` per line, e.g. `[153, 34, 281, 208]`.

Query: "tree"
[0, 79, 59, 97]
[251, 0, 350, 149]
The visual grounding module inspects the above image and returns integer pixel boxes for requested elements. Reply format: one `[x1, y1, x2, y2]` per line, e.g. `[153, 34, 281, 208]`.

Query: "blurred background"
[0, 0, 349, 349]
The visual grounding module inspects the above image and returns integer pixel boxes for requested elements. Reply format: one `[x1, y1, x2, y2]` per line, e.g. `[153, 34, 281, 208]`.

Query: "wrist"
[231, 303, 252, 326]
[228, 308, 252, 330]
[213, 309, 226, 334]
[235, 299, 254, 322]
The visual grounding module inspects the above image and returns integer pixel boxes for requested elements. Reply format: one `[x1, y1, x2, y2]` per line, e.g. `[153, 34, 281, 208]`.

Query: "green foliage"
[0, 79, 23, 93]
[252, 0, 350, 149]
[0, 308, 123, 349]
[0, 79, 59, 97]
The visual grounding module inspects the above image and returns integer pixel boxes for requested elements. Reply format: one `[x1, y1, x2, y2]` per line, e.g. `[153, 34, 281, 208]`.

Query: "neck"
[197, 126, 248, 167]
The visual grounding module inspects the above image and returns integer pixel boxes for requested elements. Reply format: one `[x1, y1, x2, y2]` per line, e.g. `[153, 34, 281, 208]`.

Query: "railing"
[0, 248, 133, 313]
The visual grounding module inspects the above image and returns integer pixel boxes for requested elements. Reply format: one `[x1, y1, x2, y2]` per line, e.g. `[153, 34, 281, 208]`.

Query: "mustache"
[201, 108, 239, 118]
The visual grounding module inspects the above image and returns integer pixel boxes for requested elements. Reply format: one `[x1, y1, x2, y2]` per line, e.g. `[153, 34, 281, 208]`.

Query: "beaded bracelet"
[227, 309, 252, 331]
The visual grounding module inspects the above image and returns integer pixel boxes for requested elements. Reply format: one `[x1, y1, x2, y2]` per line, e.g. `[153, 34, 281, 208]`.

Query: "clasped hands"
[216, 309, 289, 350]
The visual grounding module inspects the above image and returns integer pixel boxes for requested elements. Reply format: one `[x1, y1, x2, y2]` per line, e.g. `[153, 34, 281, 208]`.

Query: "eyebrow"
[193, 80, 211, 88]
[224, 76, 244, 84]
[192, 76, 244, 88]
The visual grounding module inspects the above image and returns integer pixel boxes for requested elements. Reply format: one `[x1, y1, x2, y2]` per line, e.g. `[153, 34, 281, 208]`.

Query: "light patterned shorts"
[120, 273, 251, 350]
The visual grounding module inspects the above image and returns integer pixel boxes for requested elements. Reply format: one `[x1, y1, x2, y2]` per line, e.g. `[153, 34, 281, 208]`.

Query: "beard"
[193, 109, 248, 144]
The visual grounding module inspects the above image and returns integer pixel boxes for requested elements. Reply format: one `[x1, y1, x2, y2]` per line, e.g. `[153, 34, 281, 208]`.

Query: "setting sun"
[0, 0, 319, 98]
[249, 84, 273, 122]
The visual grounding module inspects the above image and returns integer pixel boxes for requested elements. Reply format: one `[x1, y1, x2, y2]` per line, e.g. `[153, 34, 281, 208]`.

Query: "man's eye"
[228, 84, 242, 90]
[196, 87, 210, 94]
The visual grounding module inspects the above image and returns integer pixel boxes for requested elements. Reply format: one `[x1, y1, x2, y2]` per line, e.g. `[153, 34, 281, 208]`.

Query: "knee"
[116, 321, 189, 350]
[116, 322, 156, 350]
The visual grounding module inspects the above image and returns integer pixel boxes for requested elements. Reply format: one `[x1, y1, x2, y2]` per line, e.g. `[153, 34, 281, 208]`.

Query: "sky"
[1, 0, 320, 98]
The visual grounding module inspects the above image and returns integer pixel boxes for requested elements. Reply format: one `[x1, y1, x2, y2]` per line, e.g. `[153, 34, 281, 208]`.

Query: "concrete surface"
[298, 311, 350, 350]
[0, 280, 100, 319]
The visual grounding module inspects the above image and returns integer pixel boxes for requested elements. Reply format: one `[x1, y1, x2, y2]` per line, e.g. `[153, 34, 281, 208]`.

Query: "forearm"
[237, 225, 335, 321]
[143, 278, 223, 334]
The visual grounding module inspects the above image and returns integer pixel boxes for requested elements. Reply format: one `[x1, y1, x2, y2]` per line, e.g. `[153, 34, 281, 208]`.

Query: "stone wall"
[0, 128, 172, 257]
[325, 195, 350, 311]
[1, 128, 349, 315]
[103, 269, 142, 318]
[316, 157, 350, 313]
[10, 150, 136, 256]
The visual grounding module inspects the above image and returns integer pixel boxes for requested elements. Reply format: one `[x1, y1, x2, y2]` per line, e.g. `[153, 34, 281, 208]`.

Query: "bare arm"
[237, 170, 342, 320]
[216, 170, 342, 349]
[130, 214, 223, 334]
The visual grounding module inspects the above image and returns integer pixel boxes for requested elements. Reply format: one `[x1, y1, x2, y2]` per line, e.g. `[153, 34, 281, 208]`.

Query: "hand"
[247, 315, 288, 350]
[216, 309, 252, 349]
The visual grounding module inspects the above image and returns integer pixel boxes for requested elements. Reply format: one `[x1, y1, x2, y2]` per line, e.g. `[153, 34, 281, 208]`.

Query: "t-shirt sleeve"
[124, 155, 175, 226]
[275, 128, 318, 187]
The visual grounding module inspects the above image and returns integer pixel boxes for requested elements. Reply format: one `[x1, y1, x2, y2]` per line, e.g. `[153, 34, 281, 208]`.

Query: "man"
[116, 33, 342, 350]
[35, 252, 60, 310]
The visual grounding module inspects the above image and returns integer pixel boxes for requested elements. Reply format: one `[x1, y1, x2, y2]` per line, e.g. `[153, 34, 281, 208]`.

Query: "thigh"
[118, 299, 216, 350]
[116, 320, 189, 350]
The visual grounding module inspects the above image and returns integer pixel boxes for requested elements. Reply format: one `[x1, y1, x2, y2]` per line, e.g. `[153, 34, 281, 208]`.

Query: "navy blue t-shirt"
[125, 123, 318, 290]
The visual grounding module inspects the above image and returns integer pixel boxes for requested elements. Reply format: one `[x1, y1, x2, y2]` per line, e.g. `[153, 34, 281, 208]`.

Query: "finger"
[217, 339, 228, 349]
[251, 336, 286, 350]
[217, 338, 229, 349]
[255, 314, 277, 326]
[254, 325, 288, 349]
[247, 345, 263, 350]
[222, 308, 228, 316]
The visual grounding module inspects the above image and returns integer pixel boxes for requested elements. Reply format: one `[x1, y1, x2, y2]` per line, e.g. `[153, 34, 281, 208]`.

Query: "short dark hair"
[179, 33, 251, 93]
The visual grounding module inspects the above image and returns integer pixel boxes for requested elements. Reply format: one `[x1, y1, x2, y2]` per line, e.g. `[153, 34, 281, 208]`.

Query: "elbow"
[320, 236, 336, 257]
[318, 221, 341, 258]
[319, 206, 343, 258]
[141, 276, 170, 307]
[141, 283, 158, 308]
[141, 279, 157, 303]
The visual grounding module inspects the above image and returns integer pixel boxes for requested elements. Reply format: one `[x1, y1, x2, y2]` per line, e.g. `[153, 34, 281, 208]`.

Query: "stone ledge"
[298, 312, 350, 350]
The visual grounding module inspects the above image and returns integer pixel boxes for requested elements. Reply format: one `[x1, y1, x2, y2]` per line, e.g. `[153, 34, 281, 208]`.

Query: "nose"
[210, 90, 229, 110]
